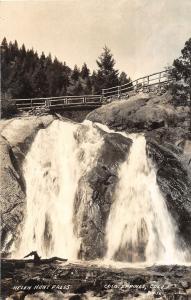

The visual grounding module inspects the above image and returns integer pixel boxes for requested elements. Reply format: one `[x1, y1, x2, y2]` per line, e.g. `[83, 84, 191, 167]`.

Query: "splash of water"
[105, 134, 187, 264]
[15, 120, 103, 259]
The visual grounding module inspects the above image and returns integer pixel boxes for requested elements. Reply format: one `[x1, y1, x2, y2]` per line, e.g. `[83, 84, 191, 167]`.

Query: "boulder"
[86, 92, 187, 132]
[0, 115, 56, 165]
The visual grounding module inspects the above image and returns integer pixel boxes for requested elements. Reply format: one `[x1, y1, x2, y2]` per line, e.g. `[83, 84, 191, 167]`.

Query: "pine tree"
[21, 44, 26, 57]
[71, 65, 80, 81]
[81, 63, 90, 79]
[93, 46, 119, 93]
[1, 38, 9, 96]
[170, 37, 191, 105]
[80, 63, 92, 94]
[31, 60, 49, 97]
[1, 37, 8, 48]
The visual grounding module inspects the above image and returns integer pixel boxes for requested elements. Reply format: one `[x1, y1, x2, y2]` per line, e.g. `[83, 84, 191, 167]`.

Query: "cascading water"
[15, 120, 103, 259]
[14, 119, 187, 264]
[105, 134, 187, 264]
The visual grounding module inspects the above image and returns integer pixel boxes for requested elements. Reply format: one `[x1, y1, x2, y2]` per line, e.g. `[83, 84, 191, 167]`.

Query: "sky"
[0, 0, 191, 79]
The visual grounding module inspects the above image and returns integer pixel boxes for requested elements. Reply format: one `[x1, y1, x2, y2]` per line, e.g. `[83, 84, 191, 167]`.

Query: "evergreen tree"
[71, 65, 80, 81]
[80, 63, 92, 94]
[21, 44, 26, 57]
[31, 60, 49, 97]
[92, 46, 119, 93]
[81, 63, 90, 79]
[1, 37, 8, 48]
[1, 38, 9, 96]
[170, 37, 191, 105]
[83, 77, 92, 95]
[119, 72, 129, 85]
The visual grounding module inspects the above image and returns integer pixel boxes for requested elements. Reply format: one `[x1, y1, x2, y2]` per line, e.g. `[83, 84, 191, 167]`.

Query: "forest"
[1, 36, 191, 111]
[1, 38, 132, 100]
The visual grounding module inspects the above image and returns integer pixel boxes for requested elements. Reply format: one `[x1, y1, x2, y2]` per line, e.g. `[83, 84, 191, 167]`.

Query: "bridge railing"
[15, 95, 103, 110]
[102, 70, 171, 98]
[13, 69, 172, 110]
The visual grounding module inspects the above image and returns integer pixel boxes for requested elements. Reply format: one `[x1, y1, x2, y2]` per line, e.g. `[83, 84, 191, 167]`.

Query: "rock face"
[86, 94, 188, 132]
[0, 115, 56, 253]
[86, 92, 191, 248]
[0, 135, 25, 252]
[74, 129, 132, 259]
[0, 115, 132, 257]
[0, 115, 56, 165]
[146, 140, 191, 248]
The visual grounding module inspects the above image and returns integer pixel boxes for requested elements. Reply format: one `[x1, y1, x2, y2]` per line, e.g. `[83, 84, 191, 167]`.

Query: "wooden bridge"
[102, 70, 171, 98]
[13, 70, 171, 110]
[14, 95, 103, 111]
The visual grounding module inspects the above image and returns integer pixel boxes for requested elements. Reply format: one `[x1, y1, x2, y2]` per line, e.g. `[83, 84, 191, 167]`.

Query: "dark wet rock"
[1, 260, 191, 299]
[0, 135, 25, 253]
[181, 280, 190, 289]
[74, 285, 89, 294]
[69, 295, 83, 300]
[130, 276, 147, 285]
[146, 140, 191, 247]
[74, 127, 132, 259]
[24, 277, 42, 287]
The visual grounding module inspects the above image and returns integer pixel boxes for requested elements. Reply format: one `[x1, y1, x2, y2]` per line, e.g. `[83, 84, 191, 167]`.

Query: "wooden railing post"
[135, 80, 138, 92]
[159, 72, 161, 84]
[118, 86, 121, 98]
[45, 99, 49, 107]
[147, 76, 150, 92]
[189, 90, 191, 132]
[158, 72, 162, 92]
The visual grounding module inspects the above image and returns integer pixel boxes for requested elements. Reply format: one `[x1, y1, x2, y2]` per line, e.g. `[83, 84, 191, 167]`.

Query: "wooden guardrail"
[102, 70, 171, 98]
[13, 70, 171, 110]
[15, 95, 103, 110]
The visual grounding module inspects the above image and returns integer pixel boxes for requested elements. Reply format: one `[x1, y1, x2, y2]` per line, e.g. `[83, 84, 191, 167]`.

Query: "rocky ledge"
[2, 259, 191, 300]
[86, 92, 191, 156]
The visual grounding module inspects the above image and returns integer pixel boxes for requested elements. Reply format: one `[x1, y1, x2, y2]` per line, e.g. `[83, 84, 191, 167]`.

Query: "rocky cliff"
[86, 91, 191, 250]
[0, 91, 191, 258]
[0, 116, 56, 253]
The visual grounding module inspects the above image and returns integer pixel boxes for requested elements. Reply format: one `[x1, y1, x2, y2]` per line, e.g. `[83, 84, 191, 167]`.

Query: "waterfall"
[15, 120, 103, 259]
[105, 134, 186, 264]
[14, 119, 187, 264]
